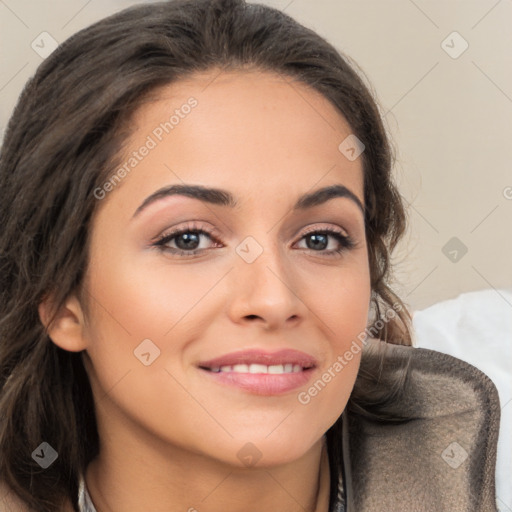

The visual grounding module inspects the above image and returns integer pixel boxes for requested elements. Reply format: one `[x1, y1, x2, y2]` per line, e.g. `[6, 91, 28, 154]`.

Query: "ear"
[38, 293, 88, 352]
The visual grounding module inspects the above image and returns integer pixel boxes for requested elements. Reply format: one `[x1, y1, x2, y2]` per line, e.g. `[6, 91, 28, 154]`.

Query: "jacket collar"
[327, 340, 501, 511]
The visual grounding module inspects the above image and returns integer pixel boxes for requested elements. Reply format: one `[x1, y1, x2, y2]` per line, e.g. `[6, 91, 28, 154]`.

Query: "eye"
[295, 227, 356, 256]
[151, 223, 356, 257]
[152, 222, 221, 256]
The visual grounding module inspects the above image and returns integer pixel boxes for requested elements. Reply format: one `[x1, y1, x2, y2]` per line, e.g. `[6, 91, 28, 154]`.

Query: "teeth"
[249, 364, 267, 373]
[209, 363, 305, 374]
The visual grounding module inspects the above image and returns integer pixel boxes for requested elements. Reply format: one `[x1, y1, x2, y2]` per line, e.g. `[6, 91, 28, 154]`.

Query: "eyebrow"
[132, 183, 365, 218]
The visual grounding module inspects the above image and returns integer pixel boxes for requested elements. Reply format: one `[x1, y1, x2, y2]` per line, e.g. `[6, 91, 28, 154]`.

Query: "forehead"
[99, 68, 364, 215]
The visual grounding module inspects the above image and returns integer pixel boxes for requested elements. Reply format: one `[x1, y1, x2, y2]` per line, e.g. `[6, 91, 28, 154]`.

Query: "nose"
[225, 236, 308, 330]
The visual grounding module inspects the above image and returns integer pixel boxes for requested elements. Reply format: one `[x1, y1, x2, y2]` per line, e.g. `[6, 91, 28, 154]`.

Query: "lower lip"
[198, 367, 316, 395]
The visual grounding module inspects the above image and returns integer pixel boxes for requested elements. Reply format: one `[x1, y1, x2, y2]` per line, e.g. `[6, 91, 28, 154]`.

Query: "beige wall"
[1, 0, 511, 311]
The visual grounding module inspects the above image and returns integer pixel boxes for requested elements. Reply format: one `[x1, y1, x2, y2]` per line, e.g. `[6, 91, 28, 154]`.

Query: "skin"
[40, 69, 371, 512]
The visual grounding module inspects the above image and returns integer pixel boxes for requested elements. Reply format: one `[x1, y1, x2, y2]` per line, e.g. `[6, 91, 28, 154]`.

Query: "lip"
[197, 348, 317, 369]
[197, 348, 317, 396]
[200, 368, 316, 395]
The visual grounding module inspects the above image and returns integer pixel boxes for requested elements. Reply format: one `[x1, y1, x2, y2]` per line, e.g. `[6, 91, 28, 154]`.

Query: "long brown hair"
[0, 0, 412, 509]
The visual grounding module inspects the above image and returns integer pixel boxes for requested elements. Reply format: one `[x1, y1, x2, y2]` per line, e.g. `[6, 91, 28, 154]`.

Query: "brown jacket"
[328, 340, 501, 511]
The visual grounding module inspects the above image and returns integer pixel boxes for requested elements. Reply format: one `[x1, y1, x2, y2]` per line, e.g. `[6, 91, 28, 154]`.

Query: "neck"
[85, 434, 331, 512]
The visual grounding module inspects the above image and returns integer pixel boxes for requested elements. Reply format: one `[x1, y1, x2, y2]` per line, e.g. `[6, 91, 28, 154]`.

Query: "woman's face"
[78, 69, 370, 467]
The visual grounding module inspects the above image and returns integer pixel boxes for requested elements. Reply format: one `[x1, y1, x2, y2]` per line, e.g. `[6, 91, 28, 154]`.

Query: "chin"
[214, 432, 322, 470]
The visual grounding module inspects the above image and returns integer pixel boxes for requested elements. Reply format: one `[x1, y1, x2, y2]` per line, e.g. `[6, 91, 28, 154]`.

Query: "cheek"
[295, 288, 367, 437]
[311, 253, 371, 342]
[85, 251, 226, 342]
[306, 259, 370, 421]
[80, 259, 216, 444]
[80, 252, 236, 405]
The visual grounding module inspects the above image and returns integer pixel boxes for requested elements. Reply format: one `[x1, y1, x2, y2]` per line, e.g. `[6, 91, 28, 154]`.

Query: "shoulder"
[347, 337, 501, 510]
[0, 479, 33, 512]
[0, 479, 75, 512]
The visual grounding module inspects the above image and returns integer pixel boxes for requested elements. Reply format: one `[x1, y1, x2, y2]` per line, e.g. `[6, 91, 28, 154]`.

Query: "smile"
[205, 363, 306, 374]
[198, 364, 316, 395]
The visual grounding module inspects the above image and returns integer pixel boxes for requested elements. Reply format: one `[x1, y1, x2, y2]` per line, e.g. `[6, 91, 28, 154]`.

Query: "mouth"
[197, 348, 317, 395]
[201, 362, 313, 374]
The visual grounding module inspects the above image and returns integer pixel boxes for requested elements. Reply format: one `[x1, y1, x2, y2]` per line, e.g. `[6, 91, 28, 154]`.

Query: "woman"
[0, 0, 500, 511]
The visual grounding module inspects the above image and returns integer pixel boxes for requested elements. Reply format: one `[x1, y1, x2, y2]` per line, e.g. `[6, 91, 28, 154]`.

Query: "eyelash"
[151, 222, 356, 258]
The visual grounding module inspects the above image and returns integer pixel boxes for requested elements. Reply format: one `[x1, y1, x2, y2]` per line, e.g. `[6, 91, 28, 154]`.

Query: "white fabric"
[78, 476, 97, 512]
[412, 288, 512, 511]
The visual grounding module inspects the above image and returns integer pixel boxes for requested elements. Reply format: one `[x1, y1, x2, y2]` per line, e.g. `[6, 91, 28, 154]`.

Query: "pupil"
[308, 234, 327, 250]
[177, 232, 199, 250]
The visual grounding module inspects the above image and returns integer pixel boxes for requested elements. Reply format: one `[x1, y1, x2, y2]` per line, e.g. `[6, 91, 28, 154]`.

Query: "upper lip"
[198, 349, 317, 369]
